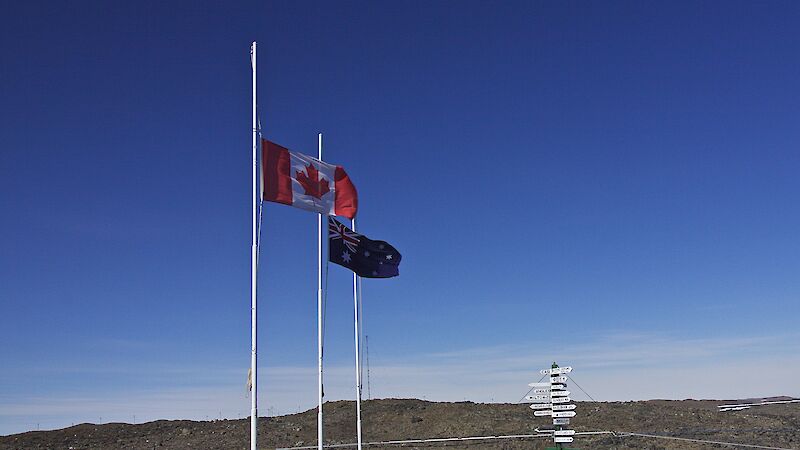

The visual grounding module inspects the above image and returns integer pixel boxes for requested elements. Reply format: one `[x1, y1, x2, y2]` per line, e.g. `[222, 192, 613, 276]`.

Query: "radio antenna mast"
[365, 335, 372, 400]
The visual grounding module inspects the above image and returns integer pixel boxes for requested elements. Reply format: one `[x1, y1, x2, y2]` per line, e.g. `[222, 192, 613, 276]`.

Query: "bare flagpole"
[358, 276, 364, 395]
[317, 133, 325, 450]
[249, 41, 259, 450]
[351, 218, 364, 450]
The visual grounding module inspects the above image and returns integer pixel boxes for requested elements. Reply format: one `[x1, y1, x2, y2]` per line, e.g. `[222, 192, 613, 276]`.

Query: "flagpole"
[358, 275, 364, 393]
[249, 41, 259, 450]
[317, 132, 324, 450]
[351, 218, 364, 450]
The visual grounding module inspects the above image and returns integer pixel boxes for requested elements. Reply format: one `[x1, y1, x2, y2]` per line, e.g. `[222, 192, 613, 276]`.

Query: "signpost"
[528, 363, 578, 449]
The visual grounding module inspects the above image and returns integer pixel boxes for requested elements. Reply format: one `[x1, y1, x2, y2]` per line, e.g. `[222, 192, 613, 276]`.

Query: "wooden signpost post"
[526, 363, 578, 450]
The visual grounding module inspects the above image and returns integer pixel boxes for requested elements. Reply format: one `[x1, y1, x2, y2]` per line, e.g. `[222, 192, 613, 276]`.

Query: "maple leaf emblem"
[296, 163, 330, 199]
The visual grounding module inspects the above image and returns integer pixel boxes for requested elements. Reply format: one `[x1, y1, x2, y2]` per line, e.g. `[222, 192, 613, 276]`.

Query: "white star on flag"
[342, 251, 351, 263]
[386, 254, 393, 260]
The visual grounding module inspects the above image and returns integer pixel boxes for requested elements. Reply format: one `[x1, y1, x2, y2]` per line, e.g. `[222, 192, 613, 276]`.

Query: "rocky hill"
[2, 398, 798, 449]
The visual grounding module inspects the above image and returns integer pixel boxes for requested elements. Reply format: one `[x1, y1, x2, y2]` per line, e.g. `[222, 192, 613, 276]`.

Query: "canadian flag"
[261, 139, 358, 219]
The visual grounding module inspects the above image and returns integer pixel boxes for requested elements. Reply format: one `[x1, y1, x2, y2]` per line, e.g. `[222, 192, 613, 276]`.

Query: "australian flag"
[329, 216, 401, 278]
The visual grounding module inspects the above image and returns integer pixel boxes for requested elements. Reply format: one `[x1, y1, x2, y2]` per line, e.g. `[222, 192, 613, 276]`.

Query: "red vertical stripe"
[334, 166, 358, 219]
[261, 139, 293, 205]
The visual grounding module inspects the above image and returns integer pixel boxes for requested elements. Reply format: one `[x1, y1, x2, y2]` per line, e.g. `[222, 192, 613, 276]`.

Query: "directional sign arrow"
[550, 376, 568, 383]
[551, 396, 571, 404]
[550, 384, 566, 390]
[552, 411, 576, 418]
[551, 390, 570, 397]
[530, 403, 552, 410]
[533, 410, 553, 416]
[532, 388, 551, 394]
[555, 430, 576, 436]
[554, 436, 574, 443]
[528, 382, 551, 388]
[526, 395, 550, 401]
[552, 404, 576, 411]
[541, 366, 572, 375]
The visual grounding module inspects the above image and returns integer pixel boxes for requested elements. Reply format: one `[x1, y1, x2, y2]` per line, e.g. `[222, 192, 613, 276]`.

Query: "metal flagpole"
[317, 133, 324, 450]
[358, 276, 364, 396]
[351, 218, 364, 450]
[249, 41, 259, 450]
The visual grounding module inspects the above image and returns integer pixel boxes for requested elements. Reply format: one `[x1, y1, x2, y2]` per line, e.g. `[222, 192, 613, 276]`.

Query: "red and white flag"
[261, 139, 358, 219]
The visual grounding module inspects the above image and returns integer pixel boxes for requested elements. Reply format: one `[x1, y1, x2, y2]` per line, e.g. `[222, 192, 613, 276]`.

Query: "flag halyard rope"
[566, 374, 596, 402]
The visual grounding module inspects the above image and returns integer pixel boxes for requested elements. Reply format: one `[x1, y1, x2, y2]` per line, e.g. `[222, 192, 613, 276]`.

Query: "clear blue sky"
[2, 0, 799, 435]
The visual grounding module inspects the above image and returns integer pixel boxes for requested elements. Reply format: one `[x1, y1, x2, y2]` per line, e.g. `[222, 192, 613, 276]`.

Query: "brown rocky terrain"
[2, 398, 798, 449]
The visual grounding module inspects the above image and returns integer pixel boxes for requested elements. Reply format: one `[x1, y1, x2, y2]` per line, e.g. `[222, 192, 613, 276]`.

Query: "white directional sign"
[530, 403, 551, 410]
[526, 395, 550, 401]
[551, 390, 570, 397]
[552, 404, 576, 411]
[555, 430, 576, 436]
[551, 396, 571, 404]
[540, 366, 572, 375]
[532, 388, 551, 394]
[534, 410, 553, 416]
[554, 437, 574, 443]
[553, 418, 570, 425]
[552, 411, 576, 418]
[550, 384, 566, 390]
[550, 376, 568, 383]
[528, 382, 551, 388]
